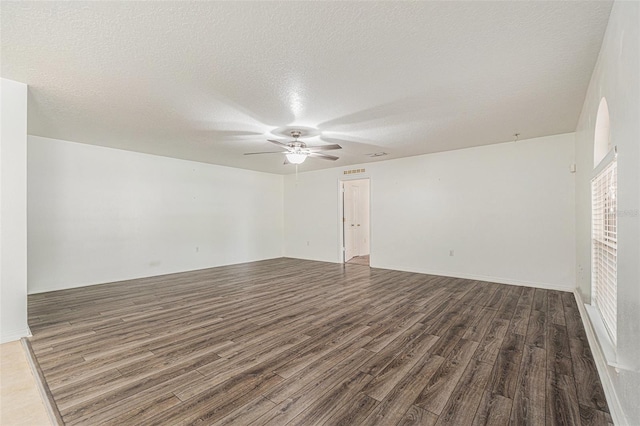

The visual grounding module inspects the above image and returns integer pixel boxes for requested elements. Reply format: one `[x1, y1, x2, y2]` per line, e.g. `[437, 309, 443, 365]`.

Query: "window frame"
[591, 148, 618, 346]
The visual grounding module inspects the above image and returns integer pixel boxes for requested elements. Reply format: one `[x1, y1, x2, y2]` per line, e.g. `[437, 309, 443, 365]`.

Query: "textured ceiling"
[2, 1, 612, 174]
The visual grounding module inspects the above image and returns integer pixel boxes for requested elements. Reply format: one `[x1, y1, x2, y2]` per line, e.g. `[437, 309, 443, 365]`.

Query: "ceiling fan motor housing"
[245, 128, 341, 163]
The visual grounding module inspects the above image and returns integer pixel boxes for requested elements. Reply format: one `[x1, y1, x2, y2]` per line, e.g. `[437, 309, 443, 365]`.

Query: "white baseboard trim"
[370, 263, 573, 292]
[283, 255, 342, 264]
[28, 255, 286, 294]
[0, 327, 31, 344]
[573, 290, 627, 426]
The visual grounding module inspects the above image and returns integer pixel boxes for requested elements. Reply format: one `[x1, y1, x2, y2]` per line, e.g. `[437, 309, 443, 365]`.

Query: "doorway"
[341, 178, 370, 266]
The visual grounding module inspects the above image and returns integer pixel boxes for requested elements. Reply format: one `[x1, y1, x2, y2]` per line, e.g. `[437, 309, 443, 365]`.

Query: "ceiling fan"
[244, 130, 341, 164]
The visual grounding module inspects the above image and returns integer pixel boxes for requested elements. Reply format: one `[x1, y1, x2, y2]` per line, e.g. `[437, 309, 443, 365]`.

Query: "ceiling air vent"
[343, 168, 365, 175]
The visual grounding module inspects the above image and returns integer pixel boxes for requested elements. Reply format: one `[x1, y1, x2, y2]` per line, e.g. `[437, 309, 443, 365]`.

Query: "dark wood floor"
[27, 258, 611, 425]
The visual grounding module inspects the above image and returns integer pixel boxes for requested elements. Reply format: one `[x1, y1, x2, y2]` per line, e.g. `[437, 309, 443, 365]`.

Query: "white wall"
[574, 1, 640, 423]
[28, 136, 284, 293]
[285, 133, 576, 290]
[0, 79, 29, 343]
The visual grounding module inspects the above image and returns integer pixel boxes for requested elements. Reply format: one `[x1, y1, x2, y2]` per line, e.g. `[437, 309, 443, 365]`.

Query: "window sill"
[584, 304, 640, 373]
[584, 304, 618, 367]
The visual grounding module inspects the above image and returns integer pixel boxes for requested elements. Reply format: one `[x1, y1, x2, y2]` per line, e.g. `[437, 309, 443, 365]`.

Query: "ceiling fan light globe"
[285, 152, 307, 164]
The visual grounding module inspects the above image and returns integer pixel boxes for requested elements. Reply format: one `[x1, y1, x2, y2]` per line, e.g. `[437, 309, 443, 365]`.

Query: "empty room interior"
[1, 1, 639, 425]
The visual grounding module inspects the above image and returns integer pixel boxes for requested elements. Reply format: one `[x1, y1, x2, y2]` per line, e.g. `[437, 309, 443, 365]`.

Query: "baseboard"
[20, 338, 64, 426]
[0, 327, 31, 344]
[573, 290, 627, 425]
[370, 263, 573, 292]
[283, 255, 342, 264]
[28, 255, 285, 295]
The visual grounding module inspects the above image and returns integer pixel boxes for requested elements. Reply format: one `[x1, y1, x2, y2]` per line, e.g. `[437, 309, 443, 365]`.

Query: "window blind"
[591, 158, 617, 345]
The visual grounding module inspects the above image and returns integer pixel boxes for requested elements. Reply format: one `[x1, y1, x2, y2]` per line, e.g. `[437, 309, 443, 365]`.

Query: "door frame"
[338, 177, 371, 264]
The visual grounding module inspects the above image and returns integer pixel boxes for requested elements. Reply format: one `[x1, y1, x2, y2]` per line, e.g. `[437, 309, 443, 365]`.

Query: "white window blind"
[591, 158, 617, 345]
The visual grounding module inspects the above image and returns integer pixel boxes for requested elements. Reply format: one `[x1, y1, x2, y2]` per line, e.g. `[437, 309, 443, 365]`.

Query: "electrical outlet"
[307, 241, 310, 246]
[449, 250, 454, 256]
[196, 247, 199, 252]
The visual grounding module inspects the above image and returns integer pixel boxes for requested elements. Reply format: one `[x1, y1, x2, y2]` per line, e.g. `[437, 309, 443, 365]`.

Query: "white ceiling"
[2, 1, 612, 174]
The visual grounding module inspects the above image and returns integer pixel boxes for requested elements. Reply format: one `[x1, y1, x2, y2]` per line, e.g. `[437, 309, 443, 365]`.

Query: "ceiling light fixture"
[285, 152, 307, 164]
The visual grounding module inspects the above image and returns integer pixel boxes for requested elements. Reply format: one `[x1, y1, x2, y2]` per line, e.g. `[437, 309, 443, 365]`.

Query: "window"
[591, 97, 617, 345]
[591, 158, 617, 344]
[593, 98, 612, 167]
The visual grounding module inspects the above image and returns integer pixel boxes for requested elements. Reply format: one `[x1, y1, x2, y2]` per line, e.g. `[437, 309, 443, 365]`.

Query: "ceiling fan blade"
[309, 152, 339, 161]
[243, 151, 286, 155]
[307, 144, 342, 152]
[267, 139, 292, 148]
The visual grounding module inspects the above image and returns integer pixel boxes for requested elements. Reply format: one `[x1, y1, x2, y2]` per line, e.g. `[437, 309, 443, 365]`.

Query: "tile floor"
[0, 340, 52, 425]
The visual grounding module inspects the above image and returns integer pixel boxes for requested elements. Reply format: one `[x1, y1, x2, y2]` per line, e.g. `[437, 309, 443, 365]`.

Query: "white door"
[342, 179, 370, 262]
[344, 184, 360, 262]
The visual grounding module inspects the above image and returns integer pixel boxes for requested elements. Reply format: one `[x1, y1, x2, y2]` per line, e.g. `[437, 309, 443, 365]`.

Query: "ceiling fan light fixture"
[285, 152, 307, 164]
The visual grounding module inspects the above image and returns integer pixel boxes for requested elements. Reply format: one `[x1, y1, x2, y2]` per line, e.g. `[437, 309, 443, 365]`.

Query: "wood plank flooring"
[27, 258, 611, 425]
